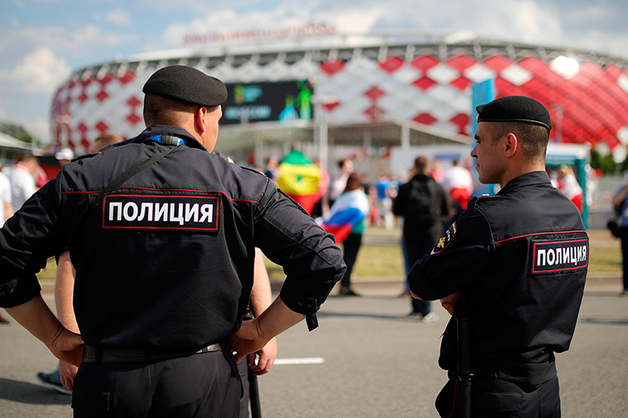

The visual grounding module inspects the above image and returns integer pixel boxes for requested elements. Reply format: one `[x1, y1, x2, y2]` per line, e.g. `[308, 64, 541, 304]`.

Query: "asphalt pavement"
[1, 228, 627, 417]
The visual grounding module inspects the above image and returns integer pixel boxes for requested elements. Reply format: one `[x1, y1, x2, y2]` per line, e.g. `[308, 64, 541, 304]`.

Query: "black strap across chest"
[94, 143, 188, 206]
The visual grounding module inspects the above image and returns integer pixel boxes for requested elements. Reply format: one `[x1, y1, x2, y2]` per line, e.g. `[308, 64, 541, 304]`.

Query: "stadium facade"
[50, 31, 628, 169]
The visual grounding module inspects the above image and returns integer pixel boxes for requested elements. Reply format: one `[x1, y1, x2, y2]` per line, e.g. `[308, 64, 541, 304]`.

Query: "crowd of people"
[252, 148, 592, 309]
[253, 149, 477, 305]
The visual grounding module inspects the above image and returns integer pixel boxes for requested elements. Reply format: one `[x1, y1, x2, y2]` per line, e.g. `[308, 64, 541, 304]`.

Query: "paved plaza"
[1, 229, 627, 417]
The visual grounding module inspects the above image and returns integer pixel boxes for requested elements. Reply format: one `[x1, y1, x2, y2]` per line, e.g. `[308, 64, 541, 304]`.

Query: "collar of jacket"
[131, 125, 207, 151]
[498, 170, 551, 195]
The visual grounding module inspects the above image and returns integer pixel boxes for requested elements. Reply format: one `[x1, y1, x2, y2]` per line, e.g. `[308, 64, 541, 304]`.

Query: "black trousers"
[341, 232, 363, 289]
[72, 351, 241, 418]
[620, 227, 628, 290]
[238, 358, 251, 418]
[435, 375, 561, 418]
[404, 238, 437, 314]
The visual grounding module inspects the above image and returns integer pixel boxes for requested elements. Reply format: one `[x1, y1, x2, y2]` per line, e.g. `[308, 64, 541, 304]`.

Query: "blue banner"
[470, 79, 496, 196]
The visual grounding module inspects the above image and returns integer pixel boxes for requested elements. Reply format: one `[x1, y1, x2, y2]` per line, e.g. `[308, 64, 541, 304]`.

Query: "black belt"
[83, 338, 231, 364]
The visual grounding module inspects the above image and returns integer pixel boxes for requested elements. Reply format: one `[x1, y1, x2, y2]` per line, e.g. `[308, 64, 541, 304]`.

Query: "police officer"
[0, 65, 346, 417]
[408, 96, 588, 417]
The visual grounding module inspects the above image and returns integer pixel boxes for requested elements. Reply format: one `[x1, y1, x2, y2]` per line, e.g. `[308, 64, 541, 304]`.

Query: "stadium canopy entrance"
[215, 119, 471, 171]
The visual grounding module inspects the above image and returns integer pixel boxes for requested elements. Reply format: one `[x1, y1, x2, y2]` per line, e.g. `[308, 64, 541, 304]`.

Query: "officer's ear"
[502, 132, 518, 159]
[194, 106, 209, 134]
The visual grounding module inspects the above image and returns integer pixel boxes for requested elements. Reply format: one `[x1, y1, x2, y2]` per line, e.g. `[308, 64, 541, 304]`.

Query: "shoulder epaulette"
[468, 194, 496, 208]
[240, 165, 267, 176]
[73, 153, 98, 161]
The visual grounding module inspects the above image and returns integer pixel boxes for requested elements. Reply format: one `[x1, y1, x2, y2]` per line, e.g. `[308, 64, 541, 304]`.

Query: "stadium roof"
[77, 31, 628, 77]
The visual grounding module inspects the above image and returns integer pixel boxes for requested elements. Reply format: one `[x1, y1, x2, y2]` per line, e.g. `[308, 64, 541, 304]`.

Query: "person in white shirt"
[328, 158, 353, 207]
[557, 165, 583, 213]
[0, 166, 14, 225]
[0, 164, 13, 324]
[10, 154, 38, 210]
[442, 158, 474, 209]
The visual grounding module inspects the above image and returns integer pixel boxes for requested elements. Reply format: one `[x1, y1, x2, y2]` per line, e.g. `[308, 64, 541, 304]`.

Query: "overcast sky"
[2, 0, 628, 143]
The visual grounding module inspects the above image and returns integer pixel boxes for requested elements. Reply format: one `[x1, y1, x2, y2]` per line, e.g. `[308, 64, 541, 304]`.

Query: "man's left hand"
[440, 292, 460, 315]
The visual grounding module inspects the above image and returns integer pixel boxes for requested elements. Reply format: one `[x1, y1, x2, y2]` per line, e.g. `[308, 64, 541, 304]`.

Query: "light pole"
[312, 95, 336, 174]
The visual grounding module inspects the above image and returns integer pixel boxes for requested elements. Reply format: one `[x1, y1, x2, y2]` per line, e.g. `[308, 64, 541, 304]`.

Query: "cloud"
[0, 23, 136, 68]
[105, 9, 132, 26]
[159, 9, 299, 48]
[307, 8, 381, 33]
[149, 0, 628, 58]
[32, 118, 51, 142]
[555, 1, 628, 56]
[473, 0, 562, 44]
[155, 1, 560, 48]
[0, 47, 71, 94]
[136, 0, 254, 14]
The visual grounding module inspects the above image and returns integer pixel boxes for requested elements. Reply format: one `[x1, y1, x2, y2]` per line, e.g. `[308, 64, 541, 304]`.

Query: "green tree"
[590, 148, 616, 174]
[621, 154, 628, 173]
[0, 122, 35, 144]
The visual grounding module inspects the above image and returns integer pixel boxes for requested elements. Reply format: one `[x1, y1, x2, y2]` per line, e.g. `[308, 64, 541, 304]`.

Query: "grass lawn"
[36, 231, 622, 282]
[589, 242, 622, 273]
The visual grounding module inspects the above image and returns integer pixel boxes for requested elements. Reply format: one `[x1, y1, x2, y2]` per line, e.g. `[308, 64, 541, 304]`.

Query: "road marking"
[274, 357, 324, 365]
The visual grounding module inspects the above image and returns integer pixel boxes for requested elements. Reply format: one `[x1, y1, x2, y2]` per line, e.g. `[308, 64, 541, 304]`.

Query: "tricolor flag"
[317, 190, 370, 244]
[276, 149, 321, 214]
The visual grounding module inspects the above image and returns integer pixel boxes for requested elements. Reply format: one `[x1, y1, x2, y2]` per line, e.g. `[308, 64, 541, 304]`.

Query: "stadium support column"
[314, 96, 331, 173]
[401, 122, 410, 149]
[255, 136, 264, 170]
[363, 127, 372, 177]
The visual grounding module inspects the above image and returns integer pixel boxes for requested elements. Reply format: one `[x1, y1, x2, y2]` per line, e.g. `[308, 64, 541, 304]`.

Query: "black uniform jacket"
[409, 171, 588, 384]
[0, 125, 346, 352]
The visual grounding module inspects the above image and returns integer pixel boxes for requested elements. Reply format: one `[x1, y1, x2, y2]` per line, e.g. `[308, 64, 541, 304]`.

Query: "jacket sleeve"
[408, 208, 494, 301]
[392, 184, 407, 217]
[0, 179, 65, 308]
[253, 185, 346, 318]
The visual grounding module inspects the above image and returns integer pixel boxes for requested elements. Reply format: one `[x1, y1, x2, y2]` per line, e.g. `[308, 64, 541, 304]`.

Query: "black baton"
[248, 367, 262, 418]
[456, 317, 472, 418]
[243, 305, 262, 418]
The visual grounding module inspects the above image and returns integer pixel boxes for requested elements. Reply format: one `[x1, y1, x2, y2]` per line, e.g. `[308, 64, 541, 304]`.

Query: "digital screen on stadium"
[221, 80, 314, 125]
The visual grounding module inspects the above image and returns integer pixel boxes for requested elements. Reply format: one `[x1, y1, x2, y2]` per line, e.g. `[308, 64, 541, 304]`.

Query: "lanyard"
[144, 135, 186, 146]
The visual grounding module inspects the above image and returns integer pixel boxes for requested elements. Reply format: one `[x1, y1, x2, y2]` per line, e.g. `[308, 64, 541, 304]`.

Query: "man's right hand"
[59, 360, 79, 392]
[231, 296, 305, 363]
[48, 327, 84, 367]
[6, 295, 85, 368]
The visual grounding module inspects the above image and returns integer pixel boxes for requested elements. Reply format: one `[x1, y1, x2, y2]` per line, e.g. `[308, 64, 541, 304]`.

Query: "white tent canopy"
[0, 131, 33, 152]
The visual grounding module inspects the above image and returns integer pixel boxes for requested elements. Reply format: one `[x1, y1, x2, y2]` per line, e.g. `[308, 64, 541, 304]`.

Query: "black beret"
[142, 65, 227, 107]
[476, 96, 551, 131]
